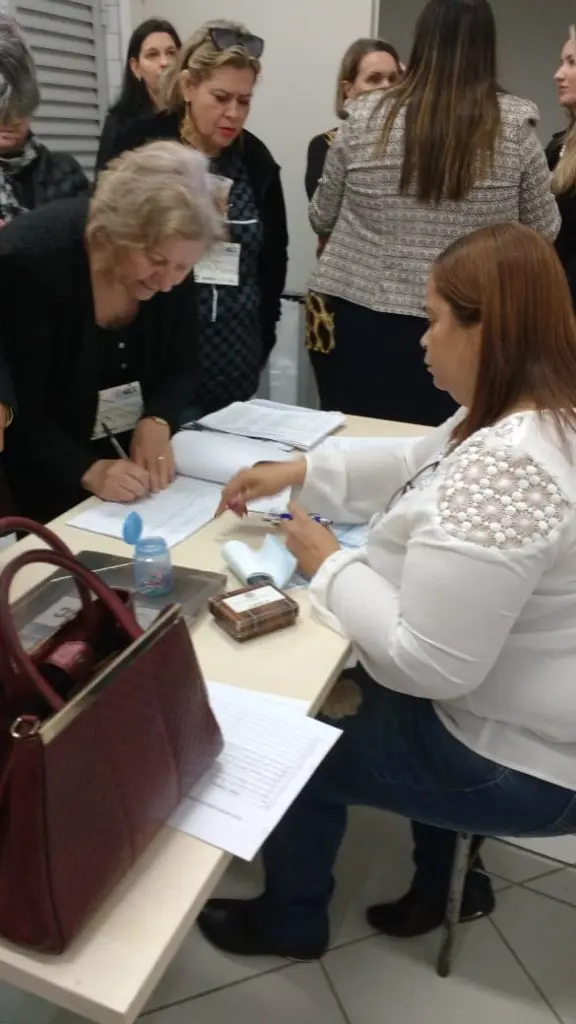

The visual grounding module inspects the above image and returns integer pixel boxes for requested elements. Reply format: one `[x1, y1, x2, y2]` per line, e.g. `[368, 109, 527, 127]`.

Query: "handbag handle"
[0, 549, 143, 712]
[0, 516, 96, 627]
[0, 517, 77, 557]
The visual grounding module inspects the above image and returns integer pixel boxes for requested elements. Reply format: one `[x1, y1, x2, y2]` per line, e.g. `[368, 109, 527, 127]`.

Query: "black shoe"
[366, 876, 496, 939]
[197, 898, 327, 961]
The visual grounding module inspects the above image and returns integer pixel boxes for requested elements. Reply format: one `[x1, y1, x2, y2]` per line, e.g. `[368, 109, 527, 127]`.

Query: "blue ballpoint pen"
[261, 512, 333, 528]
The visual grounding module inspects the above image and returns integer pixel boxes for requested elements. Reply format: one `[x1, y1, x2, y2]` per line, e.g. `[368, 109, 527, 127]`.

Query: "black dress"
[0, 197, 198, 522]
[546, 131, 576, 308]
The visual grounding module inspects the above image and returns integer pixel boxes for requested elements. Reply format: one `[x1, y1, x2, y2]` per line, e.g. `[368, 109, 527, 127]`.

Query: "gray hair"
[0, 15, 39, 124]
[87, 141, 221, 251]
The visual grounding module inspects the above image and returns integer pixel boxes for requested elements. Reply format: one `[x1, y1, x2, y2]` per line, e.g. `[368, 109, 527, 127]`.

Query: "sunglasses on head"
[208, 27, 264, 59]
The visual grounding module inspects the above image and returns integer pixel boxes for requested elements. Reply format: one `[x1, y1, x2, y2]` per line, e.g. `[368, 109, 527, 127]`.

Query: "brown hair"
[162, 19, 261, 114]
[335, 38, 401, 120]
[552, 25, 576, 196]
[432, 222, 576, 445]
[379, 0, 501, 201]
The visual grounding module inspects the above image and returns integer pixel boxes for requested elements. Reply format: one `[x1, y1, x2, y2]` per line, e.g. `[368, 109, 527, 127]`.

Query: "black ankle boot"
[366, 872, 495, 939]
[198, 897, 328, 961]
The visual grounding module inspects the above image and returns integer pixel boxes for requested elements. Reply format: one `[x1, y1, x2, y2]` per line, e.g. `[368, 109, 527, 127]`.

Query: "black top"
[101, 111, 289, 365]
[96, 103, 156, 174]
[0, 196, 198, 522]
[546, 131, 576, 307]
[305, 129, 337, 201]
[11, 140, 89, 211]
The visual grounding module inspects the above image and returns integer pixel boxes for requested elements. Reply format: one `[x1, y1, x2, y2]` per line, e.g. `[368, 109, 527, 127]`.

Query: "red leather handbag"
[0, 518, 223, 954]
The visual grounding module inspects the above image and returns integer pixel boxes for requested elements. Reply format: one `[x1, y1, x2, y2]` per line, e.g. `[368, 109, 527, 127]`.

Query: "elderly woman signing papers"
[0, 142, 219, 522]
[201, 223, 576, 958]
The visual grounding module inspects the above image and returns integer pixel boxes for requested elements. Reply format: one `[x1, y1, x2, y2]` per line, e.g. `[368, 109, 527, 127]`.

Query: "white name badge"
[91, 380, 143, 440]
[194, 242, 241, 287]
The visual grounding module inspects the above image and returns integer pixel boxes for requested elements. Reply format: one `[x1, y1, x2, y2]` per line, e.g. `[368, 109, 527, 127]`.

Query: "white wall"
[131, 0, 378, 293]
[379, 0, 573, 144]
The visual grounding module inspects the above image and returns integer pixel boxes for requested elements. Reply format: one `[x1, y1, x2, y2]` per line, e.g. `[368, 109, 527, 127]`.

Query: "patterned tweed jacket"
[309, 92, 560, 318]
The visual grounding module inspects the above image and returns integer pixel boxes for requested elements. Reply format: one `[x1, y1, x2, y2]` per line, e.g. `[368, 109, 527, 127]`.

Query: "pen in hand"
[260, 511, 333, 528]
[101, 420, 129, 460]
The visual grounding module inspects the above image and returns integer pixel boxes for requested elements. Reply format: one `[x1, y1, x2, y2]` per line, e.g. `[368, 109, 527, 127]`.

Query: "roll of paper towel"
[222, 535, 297, 589]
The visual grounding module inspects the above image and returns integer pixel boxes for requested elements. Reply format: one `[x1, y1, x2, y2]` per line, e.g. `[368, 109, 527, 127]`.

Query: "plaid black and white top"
[309, 92, 560, 318]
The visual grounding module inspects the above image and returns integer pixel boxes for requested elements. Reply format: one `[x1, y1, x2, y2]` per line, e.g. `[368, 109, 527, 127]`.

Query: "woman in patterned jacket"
[307, 0, 559, 426]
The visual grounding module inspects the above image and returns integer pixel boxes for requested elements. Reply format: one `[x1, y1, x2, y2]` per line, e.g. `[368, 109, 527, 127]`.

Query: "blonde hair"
[163, 19, 261, 113]
[552, 25, 576, 195]
[88, 141, 220, 251]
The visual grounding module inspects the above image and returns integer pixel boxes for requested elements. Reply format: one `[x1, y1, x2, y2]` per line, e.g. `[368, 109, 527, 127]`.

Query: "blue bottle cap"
[122, 511, 143, 546]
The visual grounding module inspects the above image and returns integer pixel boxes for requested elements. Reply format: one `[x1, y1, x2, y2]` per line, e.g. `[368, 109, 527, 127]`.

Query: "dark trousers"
[309, 298, 457, 426]
[255, 669, 576, 951]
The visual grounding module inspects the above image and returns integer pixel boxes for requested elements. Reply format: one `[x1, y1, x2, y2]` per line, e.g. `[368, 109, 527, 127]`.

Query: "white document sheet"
[206, 680, 308, 717]
[317, 435, 424, 454]
[169, 680, 341, 860]
[199, 399, 346, 450]
[68, 476, 222, 549]
[68, 432, 294, 547]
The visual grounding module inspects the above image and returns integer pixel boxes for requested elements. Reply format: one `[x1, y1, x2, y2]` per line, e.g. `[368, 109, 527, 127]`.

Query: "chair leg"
[437, 832, 473, 978]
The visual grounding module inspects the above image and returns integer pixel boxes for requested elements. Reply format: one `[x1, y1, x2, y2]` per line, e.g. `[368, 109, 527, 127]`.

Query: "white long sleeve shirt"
[301, 410, 576, 790]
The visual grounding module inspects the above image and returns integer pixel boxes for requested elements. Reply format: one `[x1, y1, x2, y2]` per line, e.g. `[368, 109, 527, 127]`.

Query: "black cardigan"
[546, 131, 576, 308]
[101, 112, 288, 362]
[305, 130, 337, 201]
[0, 196, 197, 522]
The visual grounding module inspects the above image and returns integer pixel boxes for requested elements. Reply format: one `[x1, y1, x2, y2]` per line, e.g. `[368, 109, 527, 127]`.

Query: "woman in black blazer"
[0, 142, 218, 523]
[103, 21, 288, 422]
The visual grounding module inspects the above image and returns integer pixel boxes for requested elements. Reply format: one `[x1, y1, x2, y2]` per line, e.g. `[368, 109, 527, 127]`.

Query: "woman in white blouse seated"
[199, 222, 576, 960]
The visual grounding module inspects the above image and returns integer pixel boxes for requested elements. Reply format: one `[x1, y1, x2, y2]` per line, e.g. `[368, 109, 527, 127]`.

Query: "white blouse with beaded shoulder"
[298, 410, 576, 789]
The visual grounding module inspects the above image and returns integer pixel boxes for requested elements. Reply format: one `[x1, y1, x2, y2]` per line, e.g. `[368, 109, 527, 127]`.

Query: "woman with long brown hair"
[307, 0, 559, 425]
[199, 223, 576, 955]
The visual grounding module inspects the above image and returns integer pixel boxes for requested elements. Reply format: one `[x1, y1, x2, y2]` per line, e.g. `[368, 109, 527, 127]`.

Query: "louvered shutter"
[11, 0, 108, 176]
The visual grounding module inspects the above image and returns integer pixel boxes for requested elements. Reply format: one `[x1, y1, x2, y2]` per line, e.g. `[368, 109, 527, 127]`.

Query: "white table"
[0, 416, 425, 1024]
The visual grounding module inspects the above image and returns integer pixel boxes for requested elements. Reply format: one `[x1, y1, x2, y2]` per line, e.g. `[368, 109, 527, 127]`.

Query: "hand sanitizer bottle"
[122, 511, 173, 597]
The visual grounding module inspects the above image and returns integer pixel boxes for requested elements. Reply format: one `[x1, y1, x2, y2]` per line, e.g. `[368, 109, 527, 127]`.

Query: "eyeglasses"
[386, 460, 441, 513]
[208, 27, 265, 59]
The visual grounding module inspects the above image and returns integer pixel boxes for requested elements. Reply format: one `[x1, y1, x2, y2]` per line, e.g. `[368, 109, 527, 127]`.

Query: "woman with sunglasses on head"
[96, 18, 181, 172]
[201, 222, 576, 957]
[547, 24, 576, 308]
[105, 20, 288, 424]
[305, 37, 402, 410]
[307, 0, 559, 426]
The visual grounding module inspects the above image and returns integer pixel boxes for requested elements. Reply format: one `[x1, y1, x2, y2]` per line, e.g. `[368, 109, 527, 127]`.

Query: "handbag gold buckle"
[10, 716, 41, 739]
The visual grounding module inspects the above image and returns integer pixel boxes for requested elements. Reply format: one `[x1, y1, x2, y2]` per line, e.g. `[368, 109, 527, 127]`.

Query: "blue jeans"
[258, 668, 576, 949]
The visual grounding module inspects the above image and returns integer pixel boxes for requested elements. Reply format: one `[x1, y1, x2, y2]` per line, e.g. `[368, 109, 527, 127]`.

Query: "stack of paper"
[169, 680, 341, 860]
[68, 432, 293, 548]
[198, 399, 346, 450]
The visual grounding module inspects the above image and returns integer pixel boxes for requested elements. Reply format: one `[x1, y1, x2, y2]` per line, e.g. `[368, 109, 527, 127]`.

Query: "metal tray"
[11, 550, 227, 651]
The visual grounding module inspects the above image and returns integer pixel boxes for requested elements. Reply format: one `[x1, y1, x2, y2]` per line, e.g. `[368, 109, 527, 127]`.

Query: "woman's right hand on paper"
[82, 459, 150, 503]
[216, 459, 307, 517]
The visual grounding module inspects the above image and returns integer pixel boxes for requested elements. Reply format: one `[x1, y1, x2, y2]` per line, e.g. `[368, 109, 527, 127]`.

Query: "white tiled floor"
[4, 811, 576, 1024]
